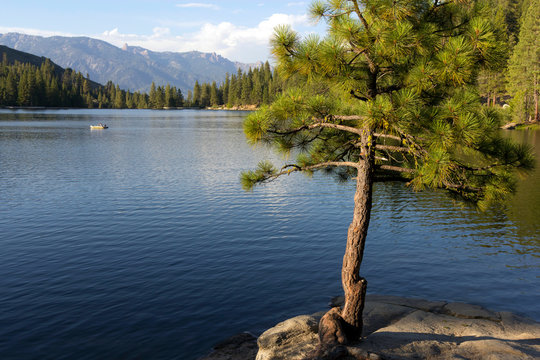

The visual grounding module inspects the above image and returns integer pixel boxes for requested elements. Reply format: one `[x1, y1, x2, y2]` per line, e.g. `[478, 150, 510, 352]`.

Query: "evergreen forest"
[0, 0, 538, 123]
[185, 62, 288, 108]
[0, 54, 184, 110]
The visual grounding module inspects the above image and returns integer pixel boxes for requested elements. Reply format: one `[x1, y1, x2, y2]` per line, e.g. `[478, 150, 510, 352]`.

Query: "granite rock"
[256, 295, 540, 360]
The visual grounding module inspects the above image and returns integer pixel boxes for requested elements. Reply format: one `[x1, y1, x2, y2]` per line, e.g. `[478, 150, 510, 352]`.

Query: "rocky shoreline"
[199, 294, 540, 360]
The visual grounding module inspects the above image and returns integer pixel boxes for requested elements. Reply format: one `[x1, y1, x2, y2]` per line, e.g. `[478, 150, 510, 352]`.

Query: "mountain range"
[0, 33, 262, 93]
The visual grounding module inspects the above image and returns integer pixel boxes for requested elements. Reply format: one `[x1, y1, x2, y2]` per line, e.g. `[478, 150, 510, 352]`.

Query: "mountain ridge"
[0, 32, 262, 93]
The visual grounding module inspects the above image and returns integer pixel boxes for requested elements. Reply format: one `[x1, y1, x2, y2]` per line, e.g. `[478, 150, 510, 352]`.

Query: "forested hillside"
[0, 33, 242, 93]
[478, 0, 539, 122]
[0, 48, 183, 109]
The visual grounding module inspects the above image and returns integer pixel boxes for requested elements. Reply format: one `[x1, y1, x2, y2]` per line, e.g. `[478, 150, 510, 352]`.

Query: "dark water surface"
[1, 109, 538, 359]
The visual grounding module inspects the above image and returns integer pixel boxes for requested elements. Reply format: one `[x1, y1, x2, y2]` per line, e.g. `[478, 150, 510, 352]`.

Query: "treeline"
[0, 55, 184, 109]
[185, 61, 287, 108]
[0, 57, 94, 107]
[478, 0, 539, 122]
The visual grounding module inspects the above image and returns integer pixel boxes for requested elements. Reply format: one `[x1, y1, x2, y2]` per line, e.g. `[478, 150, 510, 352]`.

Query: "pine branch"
[350, 0, 369, 31]
[433, 20, 471, 35]
[257, 161, 362, 184]
[375, 144, 410, 153]
[268, 119, 366, 136]
[378, 165, 415, 173]
[350, 90, 370, 101]
[373, 133, 401, 141]
[443, 181, 482, 193]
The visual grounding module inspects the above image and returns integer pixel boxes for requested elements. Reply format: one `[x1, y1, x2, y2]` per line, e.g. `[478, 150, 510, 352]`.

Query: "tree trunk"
[316, 129, 375, 354]
[534, 76, 539, 122]
[535, 91, 539, 122]
[340, 129, 374, 339]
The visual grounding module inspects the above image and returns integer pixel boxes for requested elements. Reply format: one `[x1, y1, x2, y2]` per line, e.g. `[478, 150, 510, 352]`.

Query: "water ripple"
[0, 109, 538, 360]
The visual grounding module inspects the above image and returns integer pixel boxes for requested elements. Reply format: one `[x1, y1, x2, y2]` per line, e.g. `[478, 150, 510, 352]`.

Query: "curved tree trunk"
[317, 129, 375, 349]
[340, 129, 375, 339]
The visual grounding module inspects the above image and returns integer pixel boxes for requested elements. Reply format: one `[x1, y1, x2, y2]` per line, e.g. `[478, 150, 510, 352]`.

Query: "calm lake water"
[0, 109, 538, 359]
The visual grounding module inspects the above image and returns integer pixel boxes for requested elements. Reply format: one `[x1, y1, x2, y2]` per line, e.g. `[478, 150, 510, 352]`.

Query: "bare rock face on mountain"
[0, 32, 255, 93]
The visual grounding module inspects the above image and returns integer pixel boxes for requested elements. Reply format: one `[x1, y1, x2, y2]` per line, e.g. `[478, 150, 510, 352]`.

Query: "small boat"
[90, 123, 108, 129]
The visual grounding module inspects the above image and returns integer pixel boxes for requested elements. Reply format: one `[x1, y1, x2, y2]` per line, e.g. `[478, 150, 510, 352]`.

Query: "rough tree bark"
[317, 128, 375, 350]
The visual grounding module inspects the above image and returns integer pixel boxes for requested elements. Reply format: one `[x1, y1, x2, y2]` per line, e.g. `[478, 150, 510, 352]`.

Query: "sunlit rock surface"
[255, 295, 540, 360]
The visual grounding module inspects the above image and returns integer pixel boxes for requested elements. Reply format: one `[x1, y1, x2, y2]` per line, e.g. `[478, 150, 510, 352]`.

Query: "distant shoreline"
[0, 105, 257, 111]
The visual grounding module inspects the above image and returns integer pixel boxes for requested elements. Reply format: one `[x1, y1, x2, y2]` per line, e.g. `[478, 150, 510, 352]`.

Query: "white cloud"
[176, 3, 219, 10]
[1, 13, 314, 63]
[96, 13, 310, 63]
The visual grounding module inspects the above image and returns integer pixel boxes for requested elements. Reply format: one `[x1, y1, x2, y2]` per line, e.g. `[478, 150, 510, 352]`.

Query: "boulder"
[256, 295, 540, 360]
[256, 313, 323, 360]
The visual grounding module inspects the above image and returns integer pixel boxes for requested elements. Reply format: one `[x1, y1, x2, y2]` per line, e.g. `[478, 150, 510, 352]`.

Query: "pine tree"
[242, 0, 534, 351]
[222, 74, 230, 105]
[157, 85, 165, 109]
[227, 74, 237, 107]
[4, 69, 17, 105]
[165, 84, 174, 108]
[251, 70, 264, 105]
[240, 71, 252, 104]
[477, 7, 510, 106]
[175, 87, 184, 107]
[193, 80, 201, 107]
[149, 82, 158, 109]
[210, 81, 219, 107]
[17, 70, 32, 106]
[200, 83, 210, 108]
[507, 0, 540, 122]
[114, 85, 126, 108]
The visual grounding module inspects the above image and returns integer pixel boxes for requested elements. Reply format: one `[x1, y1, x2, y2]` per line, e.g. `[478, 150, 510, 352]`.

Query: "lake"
[0, 109, 538, 360]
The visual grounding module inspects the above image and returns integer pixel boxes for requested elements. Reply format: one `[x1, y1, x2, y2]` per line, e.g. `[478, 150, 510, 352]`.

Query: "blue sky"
[0, 1, 326, 63]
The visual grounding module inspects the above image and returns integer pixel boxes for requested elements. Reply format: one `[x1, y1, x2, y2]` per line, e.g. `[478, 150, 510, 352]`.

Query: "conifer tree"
[210, 81, 219, 107]
[227, 75, 238, 106]
[507, 0, 540, 122]
[477, 7, 510, 106]
[4, 70, 17, 105]
[149, 81, 158, 108]
[240, 71, 252, 103]
[114, 84, 126, 108]
[165, 84, 173, 108]
[175, 87, 184, 107]
[242, 0, 534, 352]
[222, 74, 230, 105]
[156, 85, 165, 109]
[193, 80, 201, 107]
[200, 83, 210, 108]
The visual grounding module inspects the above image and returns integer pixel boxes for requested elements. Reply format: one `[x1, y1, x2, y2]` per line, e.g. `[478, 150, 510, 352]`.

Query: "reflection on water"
[0, 109, 538, 360]
[504, 130, 540, 238]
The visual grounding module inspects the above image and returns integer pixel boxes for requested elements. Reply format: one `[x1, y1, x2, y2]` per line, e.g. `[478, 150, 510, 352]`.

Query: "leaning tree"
[242, 0, 533, 352]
